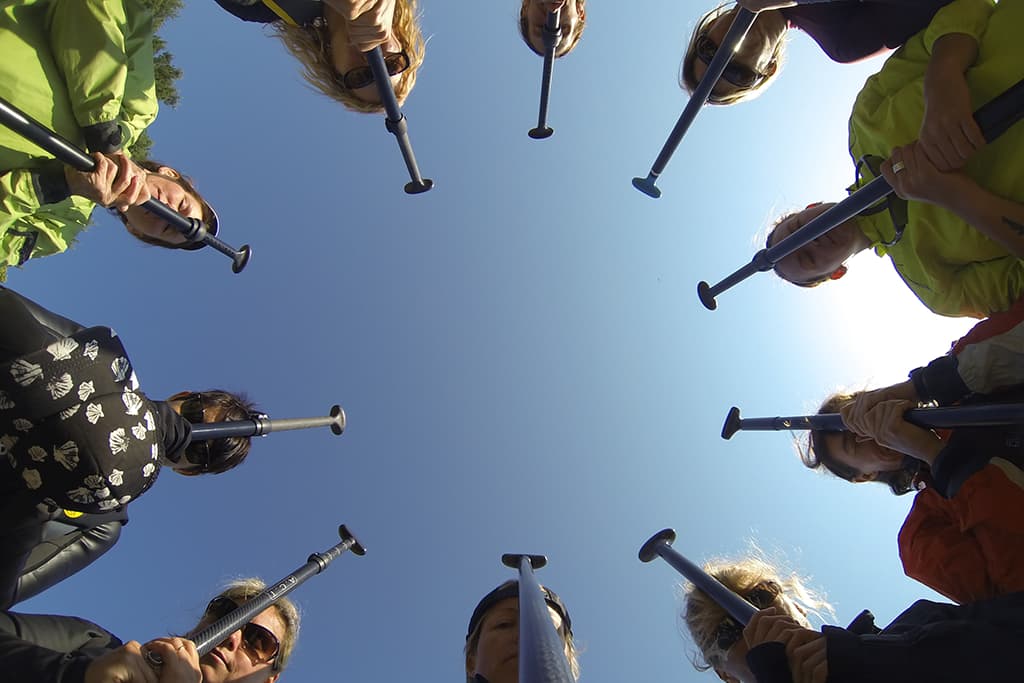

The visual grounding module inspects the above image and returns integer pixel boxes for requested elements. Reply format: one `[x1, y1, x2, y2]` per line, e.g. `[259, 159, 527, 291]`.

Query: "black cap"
[466, 581, 572, 641]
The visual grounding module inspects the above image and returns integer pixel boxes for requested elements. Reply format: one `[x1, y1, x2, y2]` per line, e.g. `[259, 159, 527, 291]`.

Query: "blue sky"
[12, 2, 974, 681]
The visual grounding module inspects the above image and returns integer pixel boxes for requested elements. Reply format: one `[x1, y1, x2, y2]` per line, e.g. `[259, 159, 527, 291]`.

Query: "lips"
[210, 649, 231, 672]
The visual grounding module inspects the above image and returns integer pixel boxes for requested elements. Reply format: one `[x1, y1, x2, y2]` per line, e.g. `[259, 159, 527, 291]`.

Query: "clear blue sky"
[14, 2, 972, 681]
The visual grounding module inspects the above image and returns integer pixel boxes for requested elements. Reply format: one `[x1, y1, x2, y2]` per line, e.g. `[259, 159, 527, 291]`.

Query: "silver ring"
[891, 161, 906, 173]
[144, 648, 164, 668]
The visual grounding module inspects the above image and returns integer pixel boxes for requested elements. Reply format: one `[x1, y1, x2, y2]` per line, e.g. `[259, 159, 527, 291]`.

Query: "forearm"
[0, 168, 92, 279]
[924, 33, 978, 96]
[0, 612, 113, 683]
[940, 178, 1024, 258]
[47, 0, 134, 151]
[0, 166, 70, 233]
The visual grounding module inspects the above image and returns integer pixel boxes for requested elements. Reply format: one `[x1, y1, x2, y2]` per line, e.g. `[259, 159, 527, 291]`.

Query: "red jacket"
[900, 461, 1024, 604]
[898, 299, 1024, 603]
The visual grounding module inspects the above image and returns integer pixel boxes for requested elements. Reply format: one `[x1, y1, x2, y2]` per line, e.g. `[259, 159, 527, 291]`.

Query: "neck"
[849, 218, 874, 253]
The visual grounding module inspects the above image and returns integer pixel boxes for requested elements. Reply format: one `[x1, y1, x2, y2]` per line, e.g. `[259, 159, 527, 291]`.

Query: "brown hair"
[273, 0, 425, 113]
[680, 3, 785, 106]
[802, 392, 923, 495]
[114, 160, 217, 250]
[177, 390, 258, 477]
[766, 211, 831, 287]
[518, 0, 587, 58]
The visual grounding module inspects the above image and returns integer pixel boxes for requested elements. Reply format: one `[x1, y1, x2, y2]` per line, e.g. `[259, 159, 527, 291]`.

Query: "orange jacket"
[900, 459, 1024, 604]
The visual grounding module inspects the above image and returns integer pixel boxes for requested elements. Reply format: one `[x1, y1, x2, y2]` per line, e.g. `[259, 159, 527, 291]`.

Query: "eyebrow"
[486, 607, 518, 621]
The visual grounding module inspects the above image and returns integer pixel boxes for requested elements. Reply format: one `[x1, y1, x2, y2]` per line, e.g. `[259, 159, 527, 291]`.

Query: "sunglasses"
[714, 582, 782, 652]
[340, 51, 411, 90]
[203, 596, 282, 670]
[178, 393, 217, 471]
[695, 34, 765, 90]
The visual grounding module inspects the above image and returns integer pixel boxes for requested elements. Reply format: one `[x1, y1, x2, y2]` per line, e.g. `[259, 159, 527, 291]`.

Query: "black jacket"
[213, 0, 322, 25]
[750, 591, 1024, 683]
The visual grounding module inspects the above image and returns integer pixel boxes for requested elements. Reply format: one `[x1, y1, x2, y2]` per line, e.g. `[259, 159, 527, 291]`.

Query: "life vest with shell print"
[0, 327, 161, 513]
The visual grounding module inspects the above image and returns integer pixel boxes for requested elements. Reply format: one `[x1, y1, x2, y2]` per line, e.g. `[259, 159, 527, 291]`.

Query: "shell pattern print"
[0, 326, 164, 513]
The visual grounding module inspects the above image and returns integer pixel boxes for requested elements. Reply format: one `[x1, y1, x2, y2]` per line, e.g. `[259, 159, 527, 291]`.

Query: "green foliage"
[131, 131, 154, 159]
[154, 50, 183, 107]
[145, 0, 185, 31]
[129, 0, 184, 159]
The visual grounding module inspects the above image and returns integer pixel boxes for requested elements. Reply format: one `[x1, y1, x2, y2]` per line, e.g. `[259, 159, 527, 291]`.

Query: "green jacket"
[847, 0, 1024, 319]
[0, 0, 157, 281]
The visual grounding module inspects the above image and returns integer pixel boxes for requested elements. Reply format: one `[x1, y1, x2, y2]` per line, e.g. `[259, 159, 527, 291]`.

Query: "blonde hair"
[518, 0, 586, 58]
[273, 0, 425, 113]
[464, 579, 581, 681]
[682, 555, 831, 672]
[216, 578, 301, 671]
[680, 3, 785, 106]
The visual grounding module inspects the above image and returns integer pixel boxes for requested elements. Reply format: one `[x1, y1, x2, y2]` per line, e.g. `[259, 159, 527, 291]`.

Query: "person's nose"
[221, 628, 244, 653]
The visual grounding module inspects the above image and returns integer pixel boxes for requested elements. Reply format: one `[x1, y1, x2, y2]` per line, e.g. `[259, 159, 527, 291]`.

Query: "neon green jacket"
[0, 0, 157, 281]
[847, 0, 1024, 319]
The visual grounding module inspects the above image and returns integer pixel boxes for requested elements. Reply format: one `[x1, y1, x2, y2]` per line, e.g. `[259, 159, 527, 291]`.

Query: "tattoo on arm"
[1004, 216, 1024, 237]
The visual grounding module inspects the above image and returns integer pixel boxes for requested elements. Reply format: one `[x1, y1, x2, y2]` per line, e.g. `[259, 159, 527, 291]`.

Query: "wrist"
[63, 166, 89, 200]
[910, 433, 944, 467]
[891, 380, 920, 403]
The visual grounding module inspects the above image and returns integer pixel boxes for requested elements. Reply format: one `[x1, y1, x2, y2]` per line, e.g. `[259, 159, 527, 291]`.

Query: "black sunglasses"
[695, 34, 765, 90]
[714, 582, 782, 652]
[179, 393, 216, 471]
[204, 596, 282, 670]
[340, 50, 410, 90]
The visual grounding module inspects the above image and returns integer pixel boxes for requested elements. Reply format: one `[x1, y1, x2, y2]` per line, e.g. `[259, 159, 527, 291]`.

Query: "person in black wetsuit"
[0, 577, 299, 683]
[0, 285, 256, 608]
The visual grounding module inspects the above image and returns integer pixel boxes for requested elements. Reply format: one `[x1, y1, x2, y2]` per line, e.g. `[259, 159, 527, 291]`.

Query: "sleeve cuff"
[30, 165, 72, 206]
[822, 624, 862, 683]
[746, 642, 793, 683]
[81, 122, 123, 154]
[923, 0, 992, 52]
[909, 355, 969, 406]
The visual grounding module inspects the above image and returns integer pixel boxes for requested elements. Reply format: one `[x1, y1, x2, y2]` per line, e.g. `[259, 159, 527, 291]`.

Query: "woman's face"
[691, 7, 781, 100]
[525, 0, 583, 56]
[193, 604, 286, 683]
[768, 203, 863, 285]
[325, 5, 403, 105]
[467, 598, 565, 683]
[823, 431, 906, 482]
[122, 168, 199, 246]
